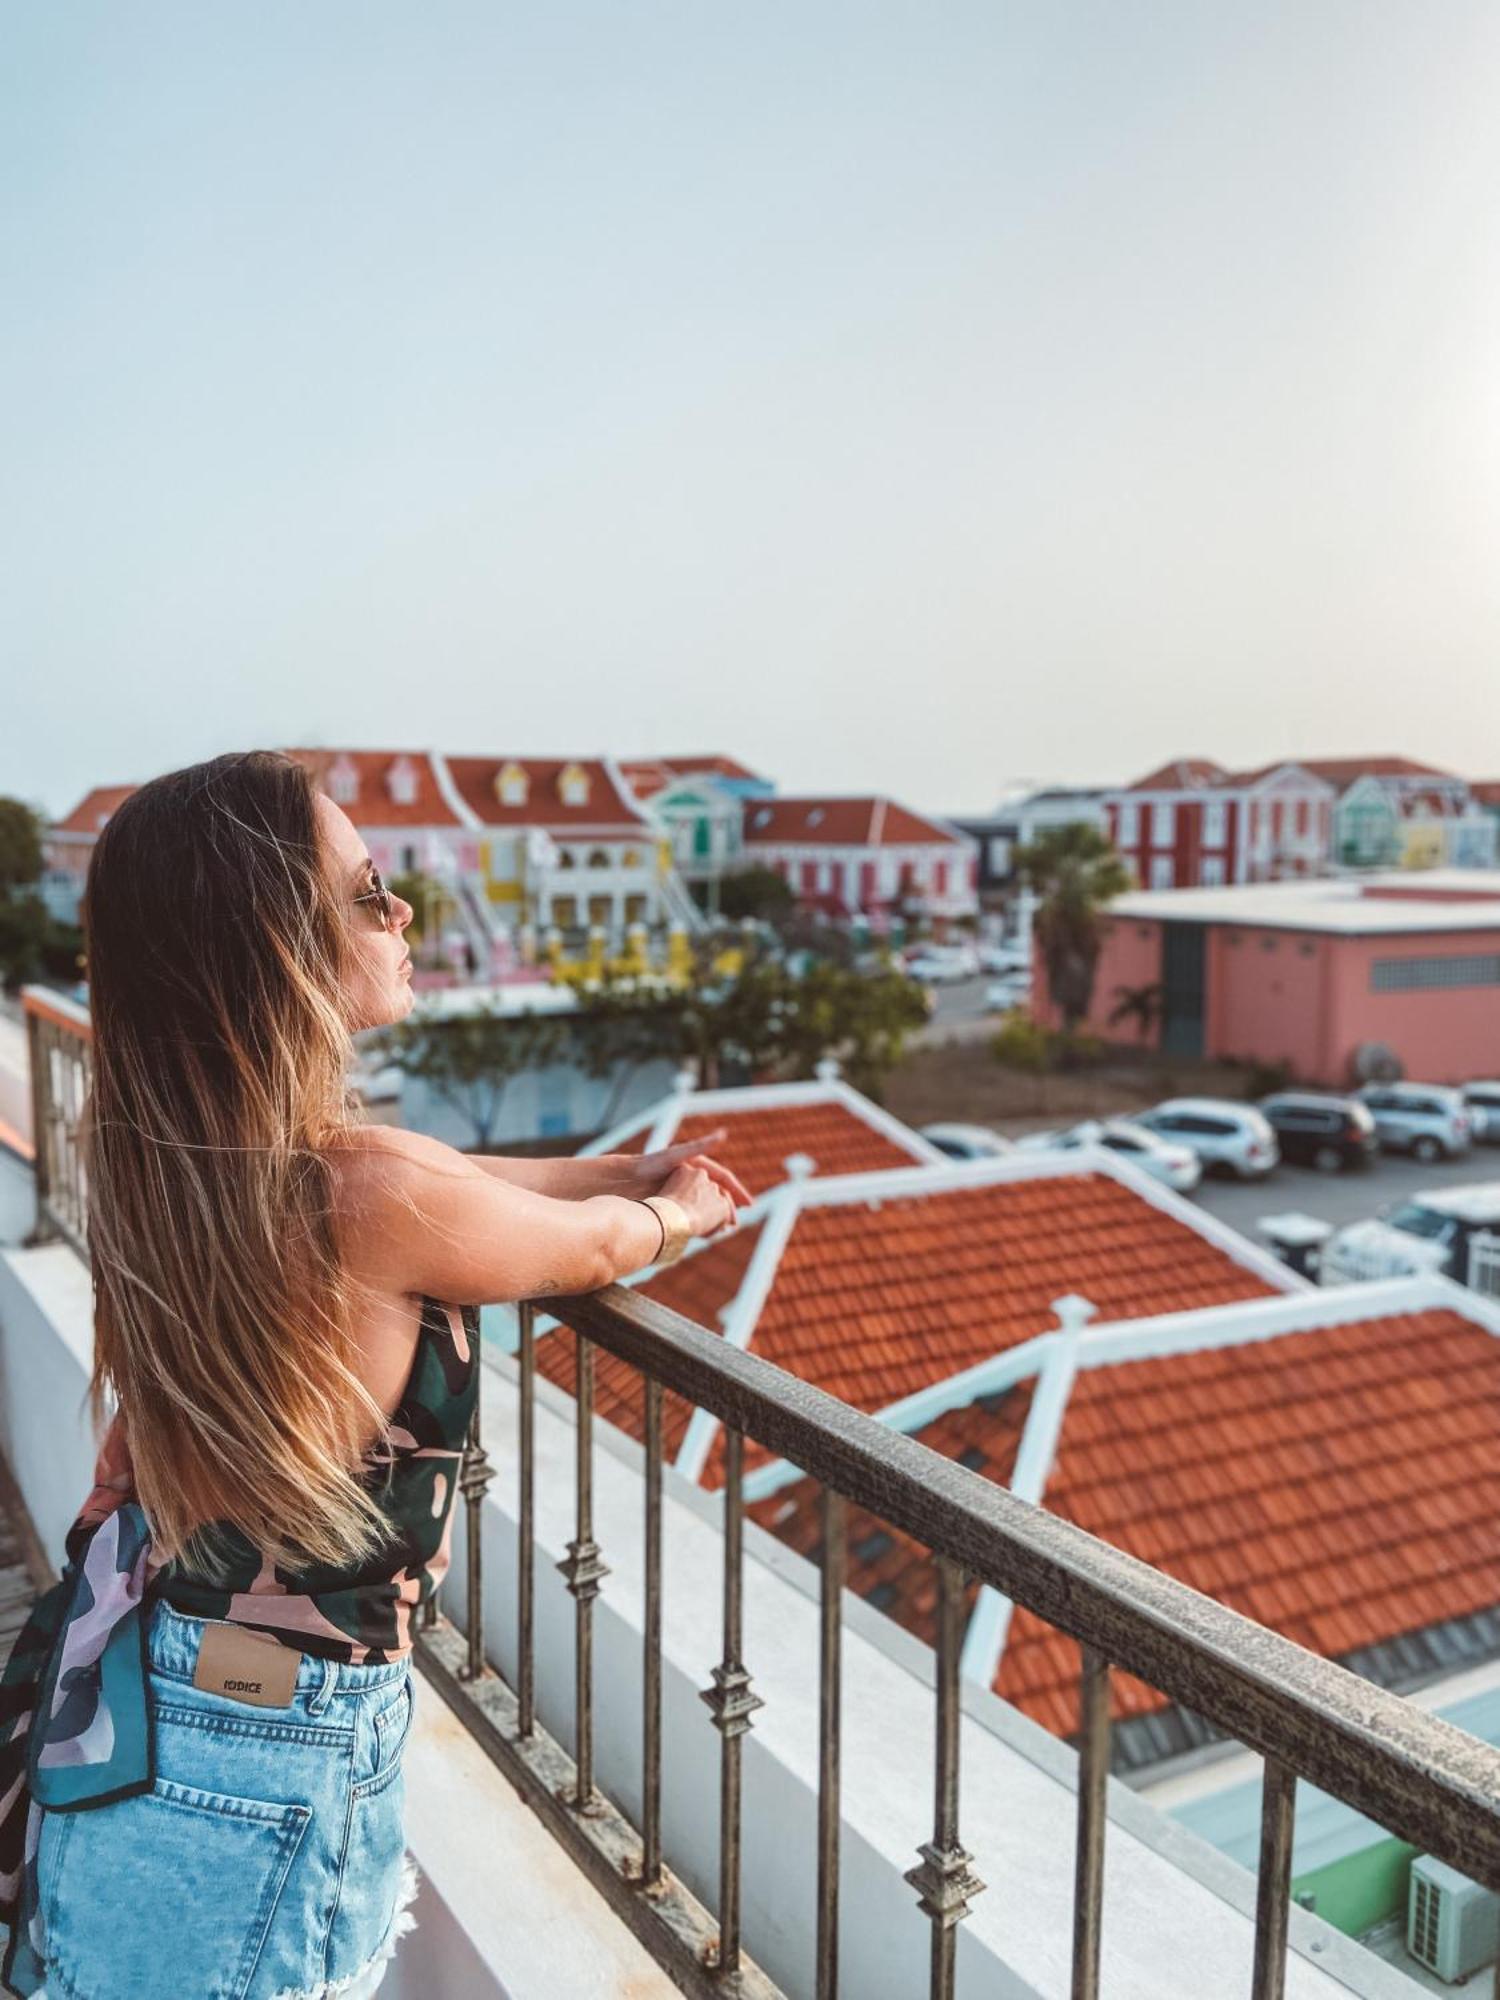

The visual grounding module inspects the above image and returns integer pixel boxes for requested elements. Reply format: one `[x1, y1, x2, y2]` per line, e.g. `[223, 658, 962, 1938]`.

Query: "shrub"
[989, 1010, 1050, 1073]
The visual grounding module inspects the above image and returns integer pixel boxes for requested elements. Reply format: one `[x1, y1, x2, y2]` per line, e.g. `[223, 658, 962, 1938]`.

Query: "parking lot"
[1187, 1138, 1500, 1243]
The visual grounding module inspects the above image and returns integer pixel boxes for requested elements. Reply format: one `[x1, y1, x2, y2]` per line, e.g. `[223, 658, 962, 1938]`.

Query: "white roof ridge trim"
[428, 751, 482, 830]
[674, 1179, 807, 1483]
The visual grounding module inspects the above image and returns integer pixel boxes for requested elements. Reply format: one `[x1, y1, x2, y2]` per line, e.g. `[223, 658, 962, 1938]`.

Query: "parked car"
[1319, 1185, 1500, 1293]
[1258, 1092, 1378, 1173]
[1460, 1080, 1500, 1143]
[918, 1122, 1016, 1162]
[903, 952, 971, 985]
[1016, 1118, 1201, 1193]
[1356, 1082, 1473, 1162]
[978, 943, 1030, 975]
[983, 975, 1032, 1012]
[1134, 1098, 1280, 1179]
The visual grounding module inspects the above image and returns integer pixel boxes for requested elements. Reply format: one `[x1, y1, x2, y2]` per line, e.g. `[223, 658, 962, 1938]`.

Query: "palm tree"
[1015, 825, 1131, 1038]
[1108, 980, 1164, 1044]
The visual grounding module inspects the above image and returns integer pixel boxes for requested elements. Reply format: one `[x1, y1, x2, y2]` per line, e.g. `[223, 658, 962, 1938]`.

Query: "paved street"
[1188, 1139, 1500, 1244]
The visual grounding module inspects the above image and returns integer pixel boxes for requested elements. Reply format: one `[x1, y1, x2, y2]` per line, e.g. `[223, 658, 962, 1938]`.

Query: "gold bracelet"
[640, 1194, 692, 1266]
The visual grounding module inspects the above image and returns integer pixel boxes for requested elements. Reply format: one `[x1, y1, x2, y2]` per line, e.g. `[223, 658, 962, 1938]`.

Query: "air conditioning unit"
[1407, 1855, 1499, 1983]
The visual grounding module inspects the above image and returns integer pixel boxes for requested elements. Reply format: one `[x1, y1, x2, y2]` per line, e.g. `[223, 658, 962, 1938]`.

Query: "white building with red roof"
[740, 795, 979, 926]
[1102, 759, 1335, 891]
[43, 750, 703, 954]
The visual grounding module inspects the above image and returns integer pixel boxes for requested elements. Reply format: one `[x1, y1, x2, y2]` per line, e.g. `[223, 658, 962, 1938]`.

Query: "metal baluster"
[1072, 1647, 1111, 1999]
[518, 1300, 536, 1736]
[458, 1359, 493, 1681]
[558, 1332, 609, 1811]
[817, 1487, 845, 2000]
[640, 1371, 664, 1887]
[905, 1557, 984, 2000]
[24, 1010, 53, 1247]
[700, 1427, 764, 1974]
[1251, 1757, 1296, 2000]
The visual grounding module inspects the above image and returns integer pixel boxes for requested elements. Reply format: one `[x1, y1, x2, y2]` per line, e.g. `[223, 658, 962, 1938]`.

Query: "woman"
[0, 751, 748, 2000]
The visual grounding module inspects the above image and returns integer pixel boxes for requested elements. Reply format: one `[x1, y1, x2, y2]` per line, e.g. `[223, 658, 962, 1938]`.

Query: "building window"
[1150, 855, 1174, 889]
[387, 757, 419, 808]
[818, 860, 834, 892]
[1199, 856, 1226, 886]
[1202, 801, 1227, 849]
[1151, 802, 1175, 845]
[1371, 953, 1500, 992]
[1117, 802, 1140, 846]
[327, 756, 359, 805]
[988, 835, 1011, 873]
[497, 760, 529, 807]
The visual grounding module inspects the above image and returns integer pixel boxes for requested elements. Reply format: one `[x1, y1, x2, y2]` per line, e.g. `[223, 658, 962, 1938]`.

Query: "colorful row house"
[43, 751, 685, 967]
[736, 795, 980, 929]
[1316, 758, 1499, 871]
[1103, 759, 1335, 891]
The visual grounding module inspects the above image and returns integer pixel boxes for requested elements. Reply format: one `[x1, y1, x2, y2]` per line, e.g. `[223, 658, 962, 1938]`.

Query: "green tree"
[1016, 824, 1131, 1038]
[0, 799, 43, 894]
[375, 1004, 571, 1149]
[718, 865, 795, 926]
[1107, 980, 1164, 1044]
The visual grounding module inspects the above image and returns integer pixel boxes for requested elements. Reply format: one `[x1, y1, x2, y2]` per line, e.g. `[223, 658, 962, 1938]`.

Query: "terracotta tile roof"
[747, 1389, 1034, 1643]
[1298, 756, 1458, 788]
[538, 1165, 1279, 1495]
[741, 797, 966, 848]
[607, 1100, 931, 1199]
[1471, 781, 1500, 809]
[996, 1306, 1500, 1736]
[285, 749, 462, 827]
[52, 785, 137, 835]
[443, 756, 653, 830]
[732, 1177, 1274, 1434]
[1215, 761, 1334, 792]
[1122, 760, 1227, 793]
[535, 1220, 767, 1460]
[629, 754, 768, 785]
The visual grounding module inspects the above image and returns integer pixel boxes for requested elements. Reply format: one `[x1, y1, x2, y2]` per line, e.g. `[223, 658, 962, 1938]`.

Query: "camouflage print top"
[155, 1293, 481, 1664]
[0, 1293, 479, 1996]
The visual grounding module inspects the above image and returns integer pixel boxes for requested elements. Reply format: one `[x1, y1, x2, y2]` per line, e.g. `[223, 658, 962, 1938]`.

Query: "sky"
[3, 2, 1499, 821]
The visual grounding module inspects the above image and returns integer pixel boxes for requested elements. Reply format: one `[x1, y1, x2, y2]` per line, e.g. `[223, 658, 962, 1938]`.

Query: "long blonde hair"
[82, 750, 396, 1576]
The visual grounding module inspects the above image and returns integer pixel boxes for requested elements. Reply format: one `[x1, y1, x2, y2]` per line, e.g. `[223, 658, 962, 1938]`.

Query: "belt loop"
[308, 1655, 338, 1714]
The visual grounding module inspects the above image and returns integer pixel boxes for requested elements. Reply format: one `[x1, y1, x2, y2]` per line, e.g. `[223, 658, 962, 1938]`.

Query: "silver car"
[1135, 1098, 1280, 1179]
[1356, 1083, 1472, 1162]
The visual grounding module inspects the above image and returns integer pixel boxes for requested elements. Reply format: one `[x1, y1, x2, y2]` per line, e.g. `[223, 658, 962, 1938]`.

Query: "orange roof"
[748, 1390, 1033, 1642]
[995, 1304, 1500, 1735]
[608, 1099, 932, 1199]
[621, 755, 768, 793]
[443, 756, 653, 830]
[738, 1290, 1500, 1747]
[741, 796, 966, 847]
[285, 749, 462, 827]
[1297, 756, 1458, 788]
[1122, 760, 1227, 793]
[52, 784, 137, 835]
[732, 1177, 1274, 1434]
[536, 1162, 1283, 1491]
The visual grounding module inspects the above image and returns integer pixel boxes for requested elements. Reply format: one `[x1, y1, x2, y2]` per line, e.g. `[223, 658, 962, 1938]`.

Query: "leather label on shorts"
[192, 1624, 302, 1709]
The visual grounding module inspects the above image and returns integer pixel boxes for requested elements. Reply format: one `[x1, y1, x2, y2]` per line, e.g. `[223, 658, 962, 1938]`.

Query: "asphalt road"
[1187, 1139, 1500, 1243]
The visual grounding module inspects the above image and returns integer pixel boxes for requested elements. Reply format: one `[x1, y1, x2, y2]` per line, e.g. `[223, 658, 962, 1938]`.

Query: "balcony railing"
[19, 982, 1500, 1998]
[22, 987, 92, 1258]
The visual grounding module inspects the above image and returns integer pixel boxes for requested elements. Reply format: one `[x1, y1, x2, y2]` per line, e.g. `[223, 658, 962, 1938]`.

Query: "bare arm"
[329, 1127, 669, 1306]
[469, 1129, 751, 1208]
[467, 1152, 646, 1201]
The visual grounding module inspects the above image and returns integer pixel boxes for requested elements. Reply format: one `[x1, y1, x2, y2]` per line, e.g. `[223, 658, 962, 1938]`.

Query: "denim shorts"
[32, 1598, 420, 2000]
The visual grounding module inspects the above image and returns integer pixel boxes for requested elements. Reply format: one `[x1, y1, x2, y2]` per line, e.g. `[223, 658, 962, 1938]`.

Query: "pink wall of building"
[1039, 915, 1500, 1084]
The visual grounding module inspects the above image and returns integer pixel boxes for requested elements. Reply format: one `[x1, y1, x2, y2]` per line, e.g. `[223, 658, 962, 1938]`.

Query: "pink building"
[1102, 759, 1335, 890]
[1038, 872, 1500, 1086]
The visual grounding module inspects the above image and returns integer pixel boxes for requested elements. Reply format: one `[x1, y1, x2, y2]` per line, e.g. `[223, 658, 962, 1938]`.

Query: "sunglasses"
[352, 864, 399, 933]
